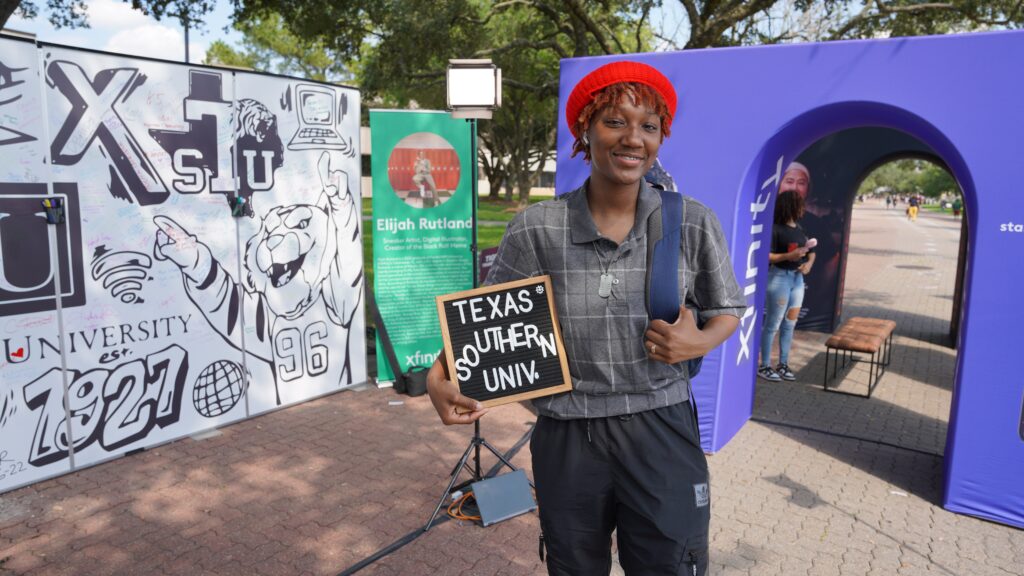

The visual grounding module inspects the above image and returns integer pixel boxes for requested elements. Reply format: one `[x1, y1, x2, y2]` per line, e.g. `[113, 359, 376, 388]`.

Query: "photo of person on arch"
[776, 160, 845, 332]
[424, 61, 746, 575]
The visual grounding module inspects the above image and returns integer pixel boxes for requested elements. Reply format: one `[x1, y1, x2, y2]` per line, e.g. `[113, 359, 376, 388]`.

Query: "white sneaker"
[757, 365, 781, 382]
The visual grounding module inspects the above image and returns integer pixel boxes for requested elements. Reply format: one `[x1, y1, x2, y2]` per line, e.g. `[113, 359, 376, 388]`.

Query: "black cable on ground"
[749, 416, 943, 458]
[337, 423, 535, 576]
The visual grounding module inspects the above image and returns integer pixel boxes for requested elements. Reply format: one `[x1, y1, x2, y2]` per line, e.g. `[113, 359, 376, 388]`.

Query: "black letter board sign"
[437, 276, 572, 408]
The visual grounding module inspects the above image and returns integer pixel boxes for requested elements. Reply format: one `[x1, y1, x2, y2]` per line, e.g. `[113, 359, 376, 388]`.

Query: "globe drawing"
[192, 360, 247, 418]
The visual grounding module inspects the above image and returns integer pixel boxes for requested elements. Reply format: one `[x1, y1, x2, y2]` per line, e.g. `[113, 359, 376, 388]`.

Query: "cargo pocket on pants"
[679, 535, 709, 576]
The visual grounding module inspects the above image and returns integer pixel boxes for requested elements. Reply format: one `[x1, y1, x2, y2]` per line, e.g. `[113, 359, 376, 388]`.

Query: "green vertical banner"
[370, 110, 475, 383]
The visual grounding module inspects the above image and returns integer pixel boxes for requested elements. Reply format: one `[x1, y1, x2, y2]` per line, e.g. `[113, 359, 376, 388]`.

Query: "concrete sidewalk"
[2, 201, 1022, 575]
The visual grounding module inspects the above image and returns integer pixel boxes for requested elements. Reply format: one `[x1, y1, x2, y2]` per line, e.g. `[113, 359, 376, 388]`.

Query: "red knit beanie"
[566, 61, 677, 138]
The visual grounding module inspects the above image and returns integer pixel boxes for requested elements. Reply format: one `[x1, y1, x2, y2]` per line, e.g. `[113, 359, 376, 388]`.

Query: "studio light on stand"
[423, 60, 534, 532]
[446, 58, 500, 288]
[447, 59, 501, 120]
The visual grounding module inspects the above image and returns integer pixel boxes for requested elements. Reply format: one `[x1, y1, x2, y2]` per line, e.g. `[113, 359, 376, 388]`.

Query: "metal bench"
[823, 317, 896, 398]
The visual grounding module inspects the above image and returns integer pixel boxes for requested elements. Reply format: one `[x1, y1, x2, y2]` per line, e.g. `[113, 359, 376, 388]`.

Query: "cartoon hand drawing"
[154, 152, 363, 405]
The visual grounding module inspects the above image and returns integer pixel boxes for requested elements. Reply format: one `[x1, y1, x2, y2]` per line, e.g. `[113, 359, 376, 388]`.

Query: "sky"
[4, 0, 689, 65]
[5, 0, 243, 64]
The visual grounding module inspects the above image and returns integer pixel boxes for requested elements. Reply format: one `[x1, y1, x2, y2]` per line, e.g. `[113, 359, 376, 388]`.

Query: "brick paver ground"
[2, 200, 1021, 575]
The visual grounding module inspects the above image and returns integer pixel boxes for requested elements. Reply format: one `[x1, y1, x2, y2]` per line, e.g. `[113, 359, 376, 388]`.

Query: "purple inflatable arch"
[555, 31, 1024, 528]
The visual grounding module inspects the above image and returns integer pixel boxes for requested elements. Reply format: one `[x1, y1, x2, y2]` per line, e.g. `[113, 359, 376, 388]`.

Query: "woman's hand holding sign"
[645, 307, 740, 365]
[427, 354, 488, 425]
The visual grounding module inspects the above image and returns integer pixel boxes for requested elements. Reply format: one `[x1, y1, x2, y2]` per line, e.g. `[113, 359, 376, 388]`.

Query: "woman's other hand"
[644, 308, 708, 364]
[426, 356, 489, 425]
[645, 308, 740, 365]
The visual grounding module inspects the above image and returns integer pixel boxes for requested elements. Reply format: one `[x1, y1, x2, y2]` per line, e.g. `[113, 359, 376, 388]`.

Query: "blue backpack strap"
[648, 189, 703, 442]
[646, 189, 705, 382]
[649, 189, 682, 323]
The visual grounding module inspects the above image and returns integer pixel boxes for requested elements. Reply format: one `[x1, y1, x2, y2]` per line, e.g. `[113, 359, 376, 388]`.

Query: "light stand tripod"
[420, 122, 529, 528]
[424, 65, 516, 531]
[422, 418, 525, 531]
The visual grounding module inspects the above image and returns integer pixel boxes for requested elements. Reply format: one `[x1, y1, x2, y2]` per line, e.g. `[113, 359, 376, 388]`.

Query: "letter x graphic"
[46, 60, 167, 205]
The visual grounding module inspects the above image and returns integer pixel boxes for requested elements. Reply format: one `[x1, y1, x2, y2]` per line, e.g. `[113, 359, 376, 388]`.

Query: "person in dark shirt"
[758, 190, 815, 381]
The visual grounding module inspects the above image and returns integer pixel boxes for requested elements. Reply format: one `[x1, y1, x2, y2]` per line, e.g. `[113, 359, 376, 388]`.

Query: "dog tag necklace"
[596, 243, 620, 298]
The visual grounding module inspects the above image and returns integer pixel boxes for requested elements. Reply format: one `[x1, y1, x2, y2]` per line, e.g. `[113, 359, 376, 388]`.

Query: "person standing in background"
[758, 190, 815, 382]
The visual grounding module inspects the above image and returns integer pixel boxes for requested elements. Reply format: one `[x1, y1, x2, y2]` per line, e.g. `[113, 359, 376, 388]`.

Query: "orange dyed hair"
[570, 82, 672, 162]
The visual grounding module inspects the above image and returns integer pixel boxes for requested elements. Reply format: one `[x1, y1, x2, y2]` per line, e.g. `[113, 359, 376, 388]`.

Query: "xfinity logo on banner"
[0, 183, 85, 316]
[405, 350, 439, 368]
[736, 156, 784, 364]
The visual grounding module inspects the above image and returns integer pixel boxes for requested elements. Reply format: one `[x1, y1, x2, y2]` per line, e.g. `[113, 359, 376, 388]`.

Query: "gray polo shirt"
[484, 179, 747, 420]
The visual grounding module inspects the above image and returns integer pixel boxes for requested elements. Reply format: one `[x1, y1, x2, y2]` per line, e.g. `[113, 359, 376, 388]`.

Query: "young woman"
[758, 181, 815, 382]
[426, 61, 745, 575]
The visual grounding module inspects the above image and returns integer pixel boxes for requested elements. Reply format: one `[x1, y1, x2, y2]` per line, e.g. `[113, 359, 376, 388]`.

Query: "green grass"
[362, 219, 374, 287]
[476, 196, 548, 222]
[477, 225, 507, 251]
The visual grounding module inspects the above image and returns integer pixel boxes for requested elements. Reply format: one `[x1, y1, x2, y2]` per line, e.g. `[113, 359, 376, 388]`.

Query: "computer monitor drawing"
[287, 84, 352, 151]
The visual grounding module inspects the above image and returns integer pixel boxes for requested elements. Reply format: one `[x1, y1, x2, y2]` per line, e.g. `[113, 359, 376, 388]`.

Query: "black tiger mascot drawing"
[154, 152, 363, 405]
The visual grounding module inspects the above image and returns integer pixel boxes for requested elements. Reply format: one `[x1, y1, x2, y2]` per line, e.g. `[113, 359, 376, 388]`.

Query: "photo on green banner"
[387, 132, 461, 210]
[370, 110, 475, 383]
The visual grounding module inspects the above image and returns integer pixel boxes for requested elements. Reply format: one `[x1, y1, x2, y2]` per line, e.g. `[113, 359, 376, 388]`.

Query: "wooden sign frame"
[436, 275, 572, 408]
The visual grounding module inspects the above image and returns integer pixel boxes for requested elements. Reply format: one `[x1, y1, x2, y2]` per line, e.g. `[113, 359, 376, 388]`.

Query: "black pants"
[532, 402, 710, 576]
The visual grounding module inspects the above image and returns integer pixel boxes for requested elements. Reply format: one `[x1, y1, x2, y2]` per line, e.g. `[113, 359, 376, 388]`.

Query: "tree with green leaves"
[859, 158, 959, 199]
[4, 0, 1018, 201]
[860, 159, 916, 197]
[914, 160, 959, 198]
[661, 0, 1024, 49]
[229, 0, 658, 201]
[1, 1, 215, 33]
[204, 11, 349, 82]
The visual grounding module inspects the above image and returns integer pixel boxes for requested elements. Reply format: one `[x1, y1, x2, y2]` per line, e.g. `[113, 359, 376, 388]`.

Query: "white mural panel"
[0, 38, 70, 490]
[233, 73, 365, 414]
[0, 39, 365, 493]
[39, 47, 249, 472]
